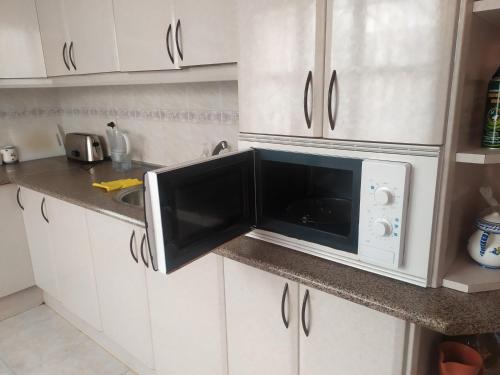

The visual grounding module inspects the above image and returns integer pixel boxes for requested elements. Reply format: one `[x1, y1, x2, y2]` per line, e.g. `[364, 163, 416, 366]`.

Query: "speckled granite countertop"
[3, 157, 499, 336]
[0, 156, 156, 226]
[216, 236, 500, 336]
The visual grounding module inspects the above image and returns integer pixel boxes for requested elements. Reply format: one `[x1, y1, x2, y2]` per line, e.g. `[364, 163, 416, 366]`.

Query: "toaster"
[65, 133, 105, 162]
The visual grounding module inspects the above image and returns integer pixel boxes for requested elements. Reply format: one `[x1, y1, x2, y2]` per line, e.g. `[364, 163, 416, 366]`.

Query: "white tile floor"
[0, 305, 135, 375]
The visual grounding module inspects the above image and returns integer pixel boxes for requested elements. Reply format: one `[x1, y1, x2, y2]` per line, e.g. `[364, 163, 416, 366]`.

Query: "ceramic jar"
[468, 209, 500, 269]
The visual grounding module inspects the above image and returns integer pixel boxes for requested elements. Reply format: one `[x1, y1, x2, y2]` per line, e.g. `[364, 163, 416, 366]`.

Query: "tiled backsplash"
[0, 81, 239, 165]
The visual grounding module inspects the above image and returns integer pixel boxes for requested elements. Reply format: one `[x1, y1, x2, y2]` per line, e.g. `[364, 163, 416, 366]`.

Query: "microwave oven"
[144, 139, 440, 287]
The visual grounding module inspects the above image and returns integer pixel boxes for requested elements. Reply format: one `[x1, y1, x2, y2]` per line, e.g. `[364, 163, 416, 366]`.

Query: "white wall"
[0, 81, 239, 165]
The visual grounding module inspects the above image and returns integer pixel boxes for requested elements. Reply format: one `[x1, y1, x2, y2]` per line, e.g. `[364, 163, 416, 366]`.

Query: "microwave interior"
[152, 149, 362, 273]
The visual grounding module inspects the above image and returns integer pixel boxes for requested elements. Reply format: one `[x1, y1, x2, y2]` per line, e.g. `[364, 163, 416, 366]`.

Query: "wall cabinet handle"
[175, 19, 183, 61]
[62, 42, 70, 71]
[301, 289, 310, 337]
[281, 283, 289, 329]
[40, 197, 49, 223]
[327, 69, 337, 130]
[129, 230, 138, 263]
[69, 41, 77, 70]
[303, 71, 313, 129]
[140, 234, 149, 268]
[16, 187, 24, 211]
[166, 24, 174, 64]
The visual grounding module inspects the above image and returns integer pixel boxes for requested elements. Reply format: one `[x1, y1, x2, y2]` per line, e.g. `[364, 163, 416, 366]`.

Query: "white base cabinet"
[20, 188, 59, 299]
[147, 254, 227, 375]
[225, 259, 409, 375]
[45, 197, 102, 330]
[87, 210, 154, 368]
[224, 258, 299, 375]
[0, 185, 34, 298]
[299, 286, 407, 375]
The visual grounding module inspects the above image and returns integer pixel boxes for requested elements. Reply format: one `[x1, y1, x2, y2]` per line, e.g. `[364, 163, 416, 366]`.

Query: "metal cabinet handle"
[304, 71, 313, 129]
[166, 24, 174, 64]
[40, 197, 49, 223]
[69, 41, 77, 70]
[140, 234, 149, 268]
[327, 69, 337, 130]
[281, 283, 289, 328]
[129, 230, 138, 263]
[301, 289, 310, 337]
[16, 187, 24, 211]
[175, 19, 183, 61]
[62, 42, 70, 71]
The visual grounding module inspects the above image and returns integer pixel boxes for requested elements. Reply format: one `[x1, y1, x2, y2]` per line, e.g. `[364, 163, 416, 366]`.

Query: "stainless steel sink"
[115, 186, 144, 208]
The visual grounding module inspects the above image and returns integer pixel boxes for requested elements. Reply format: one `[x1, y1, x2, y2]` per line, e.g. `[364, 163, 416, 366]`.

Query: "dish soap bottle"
[106, 122, 132, 172]
[482, 67, 500, 148]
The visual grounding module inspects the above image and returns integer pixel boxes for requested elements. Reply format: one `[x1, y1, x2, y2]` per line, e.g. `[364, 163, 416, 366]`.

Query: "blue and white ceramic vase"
[468, 208, 500, 268]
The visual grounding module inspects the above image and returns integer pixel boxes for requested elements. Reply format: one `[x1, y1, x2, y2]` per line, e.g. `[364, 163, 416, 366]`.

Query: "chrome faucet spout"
[212, 140, 228, 156]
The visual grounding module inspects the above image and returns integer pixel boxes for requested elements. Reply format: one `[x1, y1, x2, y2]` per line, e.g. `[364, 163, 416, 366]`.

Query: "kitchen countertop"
[0, 156, 156, 226]
[3, 157, 499, 336]
[216, 237, 500, 336]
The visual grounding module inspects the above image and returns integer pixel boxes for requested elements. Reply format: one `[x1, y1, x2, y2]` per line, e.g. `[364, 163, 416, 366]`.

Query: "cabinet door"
[113, 0, 177, 72]
[46, 197, 102, 330]
[20, 188, 59, 298]
[323, 0, 458, 145]
[147, 254, 227, 375]
[63, 0, 119, 74]
[35, 0, 72, 76]
[0, 186, 34, 297]
[87, 210, 154, 368]
[174, 0, 237, 67]
[0, 0, 46, 78]
[299, 285, 407, 375]
[224, 259, 299, 375]
[237, 0, 326, 137]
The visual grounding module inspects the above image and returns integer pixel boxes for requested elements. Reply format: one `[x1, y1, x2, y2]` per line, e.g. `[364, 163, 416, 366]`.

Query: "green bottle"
[482, 67, 500, 148]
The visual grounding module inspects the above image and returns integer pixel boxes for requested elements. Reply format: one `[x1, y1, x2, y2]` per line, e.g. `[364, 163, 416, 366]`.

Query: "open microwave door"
[144, 150, 256, 274]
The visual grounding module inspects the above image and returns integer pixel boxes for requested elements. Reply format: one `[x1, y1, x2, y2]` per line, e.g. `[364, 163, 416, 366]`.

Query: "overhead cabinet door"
[173, 0, 238, 67]
[323, 0, 458, 145]
[0, 0, 46, 78]
[237, 0, 326, 137]
[113, 0, 177, 71]
[36, 0, 119, 76]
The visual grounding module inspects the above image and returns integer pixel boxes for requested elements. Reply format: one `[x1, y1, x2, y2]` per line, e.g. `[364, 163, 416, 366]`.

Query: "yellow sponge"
[92, 178, 143, 192]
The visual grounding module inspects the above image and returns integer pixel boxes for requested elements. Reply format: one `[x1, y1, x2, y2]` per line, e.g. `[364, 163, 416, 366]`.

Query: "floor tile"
[0, 305, 130, 375]
[0, 359, 12, 375]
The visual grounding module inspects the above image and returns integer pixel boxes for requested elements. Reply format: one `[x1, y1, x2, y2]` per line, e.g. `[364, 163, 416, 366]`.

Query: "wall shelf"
[473, 0, 500, 26]
[456, 148, 500, 164]
[443, 253, 500, 293]
[0, 64, 237, 89]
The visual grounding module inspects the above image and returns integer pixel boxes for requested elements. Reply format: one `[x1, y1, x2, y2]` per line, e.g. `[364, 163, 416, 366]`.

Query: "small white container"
[468, 207, 500, 269]
[0, 146, 18, 164]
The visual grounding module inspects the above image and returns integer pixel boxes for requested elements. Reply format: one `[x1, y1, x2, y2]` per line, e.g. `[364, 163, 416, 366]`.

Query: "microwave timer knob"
[373, 218, 393, 237]
[374, 187, 393, 205]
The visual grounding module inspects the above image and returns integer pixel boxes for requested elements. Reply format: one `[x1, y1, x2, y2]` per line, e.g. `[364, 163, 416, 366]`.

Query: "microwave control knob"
[373, 219, 392, 237]
[374, 187, 393, 205]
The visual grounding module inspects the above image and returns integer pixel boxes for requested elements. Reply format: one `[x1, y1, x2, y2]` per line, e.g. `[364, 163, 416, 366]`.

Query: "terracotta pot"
[439, 341, 484, 375]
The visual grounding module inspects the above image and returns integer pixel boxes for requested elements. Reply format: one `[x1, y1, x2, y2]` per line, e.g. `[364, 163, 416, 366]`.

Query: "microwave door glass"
[255, 149, 362, 253]
[153, 150, 256, 273]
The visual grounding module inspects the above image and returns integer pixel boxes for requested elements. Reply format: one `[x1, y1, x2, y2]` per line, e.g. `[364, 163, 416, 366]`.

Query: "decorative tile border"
[0, 107, 239, 125]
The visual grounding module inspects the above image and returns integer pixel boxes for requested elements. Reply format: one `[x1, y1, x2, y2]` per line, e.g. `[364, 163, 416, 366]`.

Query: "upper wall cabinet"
[323, 0, 459, 145]
[113, 0, 177, 72]
[113, 0, 237, 72]
[238, 0, 326, 138]
[173, 0, 238, 67]
[36, 0, 119, 76]
[0, 0, 46, 78]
